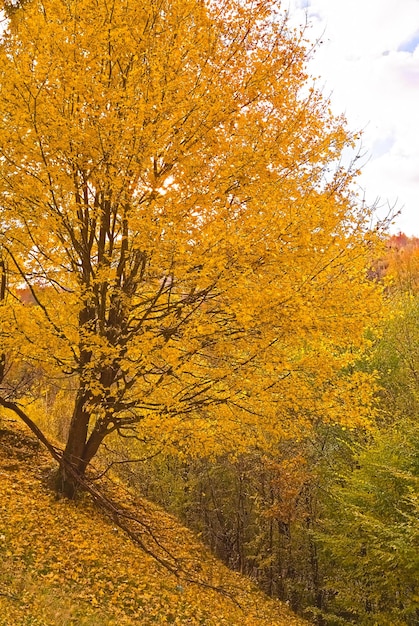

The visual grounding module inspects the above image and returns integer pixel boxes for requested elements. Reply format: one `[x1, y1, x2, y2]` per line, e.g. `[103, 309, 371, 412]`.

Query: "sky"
[287, 0, 419, 236]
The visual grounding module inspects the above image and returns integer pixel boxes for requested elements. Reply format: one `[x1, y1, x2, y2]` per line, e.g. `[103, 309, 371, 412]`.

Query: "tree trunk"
[55, 385, 92, 498]
[56, 385, 112, 498]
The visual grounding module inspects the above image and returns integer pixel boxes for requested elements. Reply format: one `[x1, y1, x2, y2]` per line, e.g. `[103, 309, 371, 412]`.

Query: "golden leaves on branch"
[0, 0, 384, 474]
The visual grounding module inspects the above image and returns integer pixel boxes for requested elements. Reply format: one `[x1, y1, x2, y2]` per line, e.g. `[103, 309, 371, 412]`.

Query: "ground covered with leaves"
[0, 421, 309, 626]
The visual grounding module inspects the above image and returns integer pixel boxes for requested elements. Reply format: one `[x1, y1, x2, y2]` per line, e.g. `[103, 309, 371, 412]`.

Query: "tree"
[312, 248, 419, 625]
[319, 425, 419, 625]
[386, 234, 419, 294]
[0, 0, 383, 497]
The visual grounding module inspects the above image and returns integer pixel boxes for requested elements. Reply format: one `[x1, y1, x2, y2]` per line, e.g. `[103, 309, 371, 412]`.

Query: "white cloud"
[287, 0, 419, 235]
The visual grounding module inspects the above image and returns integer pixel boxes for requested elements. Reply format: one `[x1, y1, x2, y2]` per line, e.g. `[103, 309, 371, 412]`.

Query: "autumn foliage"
[383, 233, 419, 293]
[0, 423, 310, 625]
[0, 0, 382, 497]
[4, 2, 417, 625]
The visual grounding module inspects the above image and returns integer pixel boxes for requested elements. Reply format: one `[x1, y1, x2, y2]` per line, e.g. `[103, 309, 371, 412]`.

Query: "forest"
[0, 0, 417, 624]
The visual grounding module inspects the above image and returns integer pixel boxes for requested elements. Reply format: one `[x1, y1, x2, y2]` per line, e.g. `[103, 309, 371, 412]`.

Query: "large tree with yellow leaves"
[0, 0, 383, 496]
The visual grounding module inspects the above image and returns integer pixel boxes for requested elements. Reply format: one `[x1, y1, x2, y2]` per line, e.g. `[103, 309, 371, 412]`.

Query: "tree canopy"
[0, 0, 383, 496]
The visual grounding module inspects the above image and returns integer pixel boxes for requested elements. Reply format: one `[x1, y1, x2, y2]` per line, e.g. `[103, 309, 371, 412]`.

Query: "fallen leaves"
[0, 423, 310, 625]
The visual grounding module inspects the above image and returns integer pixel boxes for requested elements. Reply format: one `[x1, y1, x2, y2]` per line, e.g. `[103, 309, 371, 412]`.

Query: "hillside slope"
[0, 421, 310, 626]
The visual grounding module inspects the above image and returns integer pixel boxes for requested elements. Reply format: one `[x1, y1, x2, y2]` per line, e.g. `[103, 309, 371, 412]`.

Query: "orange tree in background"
[384, 234, 419, 294]
[0, 0, 384, 497]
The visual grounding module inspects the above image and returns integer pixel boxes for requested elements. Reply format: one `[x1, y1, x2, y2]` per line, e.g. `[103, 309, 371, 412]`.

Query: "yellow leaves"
[0, 0, 385, 469]
[262, 454, 311, 524]
[379, 234, 419, 296]
[0, 426, 309, 625]
[319, 370, 379, 430]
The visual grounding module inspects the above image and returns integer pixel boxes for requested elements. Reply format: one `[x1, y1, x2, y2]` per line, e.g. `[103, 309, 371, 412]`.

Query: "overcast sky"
[287, 0, 419, 236]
